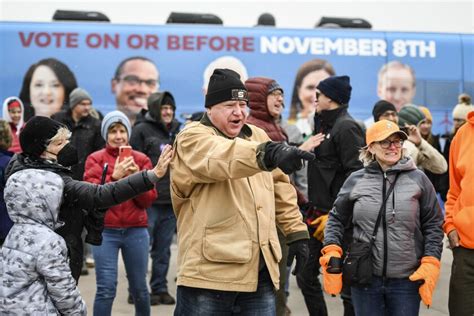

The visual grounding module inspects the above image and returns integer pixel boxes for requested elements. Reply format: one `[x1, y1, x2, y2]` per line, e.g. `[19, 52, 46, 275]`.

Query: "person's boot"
[80, 261, 89, 276]
[150, 293, 161, 306]
[152, 292, 176, 305]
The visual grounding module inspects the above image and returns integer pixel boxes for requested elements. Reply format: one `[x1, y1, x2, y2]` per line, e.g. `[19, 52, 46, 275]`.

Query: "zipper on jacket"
[382, 172, 388, 277]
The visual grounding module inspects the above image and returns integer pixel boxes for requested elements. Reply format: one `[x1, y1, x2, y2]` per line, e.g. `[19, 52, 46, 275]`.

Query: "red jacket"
[8, 123, 22, 154]
[84, 144, 157, 228]
[245, 77, 288, 142]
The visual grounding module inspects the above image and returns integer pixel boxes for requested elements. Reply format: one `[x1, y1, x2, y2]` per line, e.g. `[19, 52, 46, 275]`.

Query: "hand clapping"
[153, 144, 174, 178]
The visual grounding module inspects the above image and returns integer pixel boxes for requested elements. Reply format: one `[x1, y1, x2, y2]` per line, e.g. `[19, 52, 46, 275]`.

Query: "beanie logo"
[231, 89, 248, 102]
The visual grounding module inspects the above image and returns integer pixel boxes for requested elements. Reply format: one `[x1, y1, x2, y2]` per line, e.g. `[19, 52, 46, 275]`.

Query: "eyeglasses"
[378, 139, 404, 149]
[117, 75, 158, 89]
[269, 90, 284, 97]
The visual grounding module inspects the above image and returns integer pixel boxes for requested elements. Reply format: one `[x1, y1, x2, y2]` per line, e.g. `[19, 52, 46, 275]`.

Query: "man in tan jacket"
[171, 69, 312, 315]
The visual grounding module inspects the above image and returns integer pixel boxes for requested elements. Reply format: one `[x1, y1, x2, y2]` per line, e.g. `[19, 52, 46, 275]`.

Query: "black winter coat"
[52, 111, 105, 181]
[130, 112, 181, 205]
[5, 154, 156, 282]
[308, 106, 365, 212]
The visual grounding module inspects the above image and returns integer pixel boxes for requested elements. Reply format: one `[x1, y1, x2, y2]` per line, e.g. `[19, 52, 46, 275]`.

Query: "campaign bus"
[1, 20, 473, 134]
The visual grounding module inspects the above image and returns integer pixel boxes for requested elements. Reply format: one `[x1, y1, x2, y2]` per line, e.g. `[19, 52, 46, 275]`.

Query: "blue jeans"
[174, 267, 276, 315]
[147, 204, 176, 294]
[351, 276, 420, 316]
[93, 228, 150, 316]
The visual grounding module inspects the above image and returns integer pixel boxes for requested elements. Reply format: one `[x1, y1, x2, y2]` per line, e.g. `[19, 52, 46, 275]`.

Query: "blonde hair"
[359, 145, 407, 167]
[49, 127, 71, 144]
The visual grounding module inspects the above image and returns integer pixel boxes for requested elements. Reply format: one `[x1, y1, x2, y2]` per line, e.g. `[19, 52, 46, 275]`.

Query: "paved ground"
[78, 239, 452, 315]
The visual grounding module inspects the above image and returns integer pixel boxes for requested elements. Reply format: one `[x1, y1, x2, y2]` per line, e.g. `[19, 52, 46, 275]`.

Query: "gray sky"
[1, 0, 473, 33]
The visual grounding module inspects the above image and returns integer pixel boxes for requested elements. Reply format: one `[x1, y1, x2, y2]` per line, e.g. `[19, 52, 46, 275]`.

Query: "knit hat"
[316, 75, 352, 105]
[268, 81, 283, 94]
[452, 93, 474, 120]
[366, 119, 407, 146]
[372, 100, 397, 122]
[398, 104, 426, 127]
[418, 106, 433, 122]
[69, 88, 92, 109]
[101, 111, 131, 141]
[205, 68, 248, 108]
[20, 116, 63, 157]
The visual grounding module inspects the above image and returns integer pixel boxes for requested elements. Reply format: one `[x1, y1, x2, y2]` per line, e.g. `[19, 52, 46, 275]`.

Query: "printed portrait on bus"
[288, 58, 336, 138]
[377, 60, 416, 111]
[111, 56, 159, 125]
[19, 58, 78, 120]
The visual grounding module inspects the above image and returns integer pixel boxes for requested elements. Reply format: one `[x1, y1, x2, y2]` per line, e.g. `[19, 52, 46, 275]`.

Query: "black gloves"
[287, 239, 309, 276]
[84, 209, 107, 246]
[263, 142, 315, 174]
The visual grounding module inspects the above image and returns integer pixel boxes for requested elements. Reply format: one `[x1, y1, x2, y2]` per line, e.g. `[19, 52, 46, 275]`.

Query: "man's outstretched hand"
[263, 142, 315, 174]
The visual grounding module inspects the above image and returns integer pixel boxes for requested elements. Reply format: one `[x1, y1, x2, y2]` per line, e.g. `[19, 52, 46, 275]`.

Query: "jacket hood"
[245, 77, 279, 122]
[148, 91, 176, 122]
[5, 153, 71, 183]
[468, 111, 474, 126]
[2, 96, 25, 134]
[4, 169, 64, 230]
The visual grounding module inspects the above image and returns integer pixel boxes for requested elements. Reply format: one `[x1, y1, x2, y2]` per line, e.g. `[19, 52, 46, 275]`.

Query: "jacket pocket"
[203, 214, 252, 263]
[170, 184, 193, 214]
[453, 206, 474, 248]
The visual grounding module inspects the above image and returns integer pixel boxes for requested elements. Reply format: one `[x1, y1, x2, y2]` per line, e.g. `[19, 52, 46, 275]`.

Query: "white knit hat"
[452, 93, 474, 120]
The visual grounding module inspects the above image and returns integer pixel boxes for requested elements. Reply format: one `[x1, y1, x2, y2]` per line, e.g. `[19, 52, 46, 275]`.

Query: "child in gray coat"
[0, 169, 86, 315]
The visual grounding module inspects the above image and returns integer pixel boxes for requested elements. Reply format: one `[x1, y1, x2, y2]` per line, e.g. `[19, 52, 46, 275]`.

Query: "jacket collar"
[366, 157, 416, 174]
[105, 144, 120, 157]
[200, 112, 253, 139]
[142, 112, 181, 134]
[6, 153, 71, 179]
[314, 106, 348, 131]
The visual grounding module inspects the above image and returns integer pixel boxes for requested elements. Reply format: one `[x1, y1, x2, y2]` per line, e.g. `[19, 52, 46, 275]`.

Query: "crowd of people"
[0, 54, 473, 316]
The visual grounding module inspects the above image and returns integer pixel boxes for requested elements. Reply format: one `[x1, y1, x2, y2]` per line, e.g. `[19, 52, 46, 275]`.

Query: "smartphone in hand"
[118, 146, 132, 162]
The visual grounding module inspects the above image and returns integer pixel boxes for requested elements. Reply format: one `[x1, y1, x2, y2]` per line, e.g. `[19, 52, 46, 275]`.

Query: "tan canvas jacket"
[404, 138, 447, 174]
[170, 119, 308, 292]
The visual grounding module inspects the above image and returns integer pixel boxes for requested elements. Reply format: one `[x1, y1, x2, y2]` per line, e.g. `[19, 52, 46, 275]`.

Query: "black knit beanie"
[372, 100, 397, 122]
[316, 75, 352, 105]
[205, 69, 248, 108]
[20, 116, 63, 158]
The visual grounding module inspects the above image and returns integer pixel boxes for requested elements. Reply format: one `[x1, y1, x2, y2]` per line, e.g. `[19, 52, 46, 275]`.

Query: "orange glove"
[310, 214, 328, 242]
[319, 244, 343, 295]
[408, 256, 441, 307]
